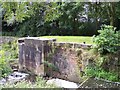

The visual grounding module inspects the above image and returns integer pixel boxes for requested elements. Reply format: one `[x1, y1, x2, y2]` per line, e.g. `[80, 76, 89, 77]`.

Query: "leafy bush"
[91, 26, 120, 81]
[2, 39, 18, 59]
[0, 38, 18, 78]
[0, 50, 12, 78]
[93, 25, 120, 54]
[85, 66, 119, 82]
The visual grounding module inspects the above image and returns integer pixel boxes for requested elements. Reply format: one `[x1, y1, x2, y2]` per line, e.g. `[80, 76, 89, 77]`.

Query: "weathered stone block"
[18, 37, 56, 76]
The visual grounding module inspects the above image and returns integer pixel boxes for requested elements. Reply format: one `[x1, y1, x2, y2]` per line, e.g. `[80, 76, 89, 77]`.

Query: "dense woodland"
[1, 2, 120, 36]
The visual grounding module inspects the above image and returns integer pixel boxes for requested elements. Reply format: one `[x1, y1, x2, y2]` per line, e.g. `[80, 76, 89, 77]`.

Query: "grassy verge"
[41, 36, 93, 44]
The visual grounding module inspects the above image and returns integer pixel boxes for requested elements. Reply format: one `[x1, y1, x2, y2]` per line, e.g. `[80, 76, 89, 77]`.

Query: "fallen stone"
[46, 78, 79, 88]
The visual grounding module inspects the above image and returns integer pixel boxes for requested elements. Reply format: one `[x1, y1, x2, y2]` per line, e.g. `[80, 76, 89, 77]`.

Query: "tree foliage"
[2, 2, 32, 25]
[1, 2, 120, 36]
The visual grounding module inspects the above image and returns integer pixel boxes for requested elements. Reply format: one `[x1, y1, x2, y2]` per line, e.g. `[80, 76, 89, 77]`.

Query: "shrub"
[2, 39, 18, 59]
[93, 25, 120, 54]
[85, 66, 119, 82]
[0, 50, 12, 78]
[0, 38, 18, 78]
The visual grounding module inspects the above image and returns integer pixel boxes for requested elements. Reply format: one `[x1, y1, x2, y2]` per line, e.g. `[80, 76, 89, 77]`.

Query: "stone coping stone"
[18, 37, 56, 44]
[55, 42, 92, 46]
[18, 37, 56, 41]
[54, 42, 92, 48]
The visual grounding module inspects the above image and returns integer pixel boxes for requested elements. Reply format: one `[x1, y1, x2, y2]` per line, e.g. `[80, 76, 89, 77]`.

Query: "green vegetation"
[0, 38, 18, 78]
[2, 2, 120, 36]
[2, 40, 18, 59]
[84, 25, 120, 82]
[41, 36, 93, 44]
[93, 25, 120, 54]
[0, 1, 120, 86]
[85, 66, 119, 82]
[0, 50, 12, 78]
[0, 77, 58, 89]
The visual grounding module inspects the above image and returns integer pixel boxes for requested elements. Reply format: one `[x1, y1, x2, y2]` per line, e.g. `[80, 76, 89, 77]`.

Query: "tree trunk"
[106, 2, 116, 26]
[109, 2, 116, 26]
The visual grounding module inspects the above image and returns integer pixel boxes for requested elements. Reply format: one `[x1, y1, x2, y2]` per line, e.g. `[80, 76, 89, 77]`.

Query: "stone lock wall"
[18, 37, 92, 83]
[45, 42, 92, 83]
[18, 37, 56, 76]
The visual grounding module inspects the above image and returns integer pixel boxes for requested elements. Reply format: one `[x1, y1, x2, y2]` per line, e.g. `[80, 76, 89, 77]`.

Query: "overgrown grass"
[41, 36, 93, 44]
